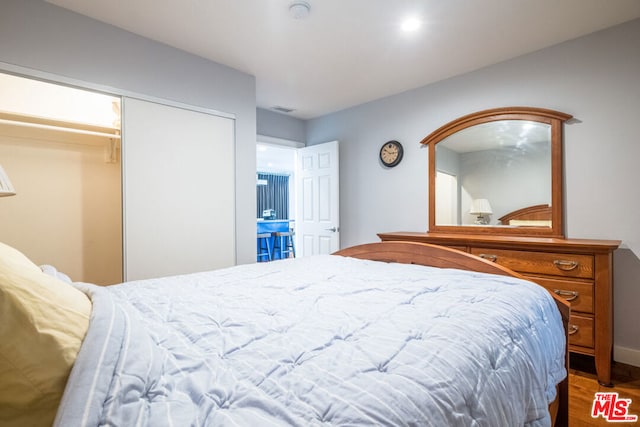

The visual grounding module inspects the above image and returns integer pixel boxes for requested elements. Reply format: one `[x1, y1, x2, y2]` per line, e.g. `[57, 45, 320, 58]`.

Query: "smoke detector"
[289, 1, 311, 19]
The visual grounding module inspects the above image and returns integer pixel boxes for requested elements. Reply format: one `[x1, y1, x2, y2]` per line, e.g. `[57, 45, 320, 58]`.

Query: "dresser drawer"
[525, 275, 594, 314]
[568, 314, 594, 349]
[470, 248, 594, 279]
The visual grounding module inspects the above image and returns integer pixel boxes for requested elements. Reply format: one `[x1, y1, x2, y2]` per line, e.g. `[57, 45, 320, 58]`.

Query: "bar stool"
[273, 230, 296, 259]
[257, 232, 272, 262]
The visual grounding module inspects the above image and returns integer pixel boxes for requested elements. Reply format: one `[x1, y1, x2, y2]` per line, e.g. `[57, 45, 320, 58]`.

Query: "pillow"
[40, 264, 72, 284]
[0, 242, 92, 427]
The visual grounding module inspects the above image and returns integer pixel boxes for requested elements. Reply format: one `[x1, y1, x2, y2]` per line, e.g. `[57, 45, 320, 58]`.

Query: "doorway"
[256, 138, 340, 259]
[256, 141, 297, 260]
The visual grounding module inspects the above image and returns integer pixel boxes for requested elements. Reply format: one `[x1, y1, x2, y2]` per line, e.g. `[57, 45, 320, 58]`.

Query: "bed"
[498, 204, 553, 227]
[0, 241, 569, 427]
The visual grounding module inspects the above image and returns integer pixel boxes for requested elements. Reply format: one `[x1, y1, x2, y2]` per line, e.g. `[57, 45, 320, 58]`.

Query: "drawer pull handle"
[478, 254, 497, 262]
[553, 289, 579, 302]
[553, 259, 579, 271]
[568, 324, 579, 335]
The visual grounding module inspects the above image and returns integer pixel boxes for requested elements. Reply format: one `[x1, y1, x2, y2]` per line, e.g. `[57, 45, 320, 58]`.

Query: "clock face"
[380, 140, 403, 167]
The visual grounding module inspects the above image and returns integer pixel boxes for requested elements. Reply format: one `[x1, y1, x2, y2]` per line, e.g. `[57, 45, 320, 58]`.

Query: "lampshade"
[0, 165, 16, 197]
[469, 198, 492, 215]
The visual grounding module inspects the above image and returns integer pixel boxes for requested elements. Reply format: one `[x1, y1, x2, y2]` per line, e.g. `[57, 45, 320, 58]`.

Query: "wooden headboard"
[498, 204, 552, 226]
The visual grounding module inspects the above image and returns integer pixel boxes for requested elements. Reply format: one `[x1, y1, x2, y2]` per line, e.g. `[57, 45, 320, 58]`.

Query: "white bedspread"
[55, 255, 566, 427]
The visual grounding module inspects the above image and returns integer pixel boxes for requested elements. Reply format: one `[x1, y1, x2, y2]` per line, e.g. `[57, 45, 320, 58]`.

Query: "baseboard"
[614, 345, 640, 368]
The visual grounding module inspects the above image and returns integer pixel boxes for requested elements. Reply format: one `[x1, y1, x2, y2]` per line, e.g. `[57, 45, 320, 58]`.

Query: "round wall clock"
[379, 140, 404, 167]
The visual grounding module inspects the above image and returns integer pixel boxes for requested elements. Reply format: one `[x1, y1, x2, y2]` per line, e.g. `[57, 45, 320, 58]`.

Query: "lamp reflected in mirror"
[469, 198, 492, 225]
[0, 165, 16, 197]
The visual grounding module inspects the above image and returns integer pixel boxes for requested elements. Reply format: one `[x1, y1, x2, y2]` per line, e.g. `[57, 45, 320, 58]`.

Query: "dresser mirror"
[421, 107, 572, 238]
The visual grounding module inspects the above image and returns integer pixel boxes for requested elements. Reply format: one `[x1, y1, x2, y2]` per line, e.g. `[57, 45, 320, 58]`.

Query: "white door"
[435, 171, 458, 225]
[122, 97, 235, 280]
[296, 141, 339, 256]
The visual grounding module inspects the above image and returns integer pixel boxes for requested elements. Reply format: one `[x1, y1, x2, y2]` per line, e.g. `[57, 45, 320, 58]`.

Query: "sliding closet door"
[122, 97, 235, 281]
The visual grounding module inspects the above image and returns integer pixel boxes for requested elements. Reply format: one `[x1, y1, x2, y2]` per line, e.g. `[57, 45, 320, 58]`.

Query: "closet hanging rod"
[0, 118, 121, 139]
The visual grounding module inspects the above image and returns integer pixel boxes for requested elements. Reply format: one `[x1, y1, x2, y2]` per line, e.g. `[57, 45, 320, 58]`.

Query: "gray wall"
[257, 108, 306, 142]
[0, 0, 257, 264]
[459, 144, 551, 224]
[307, 19, 640, 361]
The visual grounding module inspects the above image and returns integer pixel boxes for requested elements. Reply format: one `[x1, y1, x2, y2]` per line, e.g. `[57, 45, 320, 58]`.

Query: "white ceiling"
[443, 120, 550, 153]
[46, 0, 640, 120]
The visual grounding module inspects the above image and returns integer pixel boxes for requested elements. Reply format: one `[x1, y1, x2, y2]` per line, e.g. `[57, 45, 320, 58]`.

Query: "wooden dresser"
[378, 231, 620, 386]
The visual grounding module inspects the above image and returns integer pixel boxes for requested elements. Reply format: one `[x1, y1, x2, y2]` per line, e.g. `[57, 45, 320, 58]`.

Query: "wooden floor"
[569, 354, 640, 426]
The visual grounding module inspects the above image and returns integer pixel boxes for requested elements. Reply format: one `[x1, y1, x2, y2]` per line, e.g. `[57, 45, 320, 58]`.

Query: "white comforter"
[55, 255, 566, 427]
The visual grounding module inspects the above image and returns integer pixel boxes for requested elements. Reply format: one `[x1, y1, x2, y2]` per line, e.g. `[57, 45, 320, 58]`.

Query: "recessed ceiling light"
[401, 17, 422, 32]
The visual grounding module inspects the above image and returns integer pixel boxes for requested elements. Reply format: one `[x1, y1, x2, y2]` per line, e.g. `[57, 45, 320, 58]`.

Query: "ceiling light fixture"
[401, 17, 422, 32]
[289, 1, 311, 20]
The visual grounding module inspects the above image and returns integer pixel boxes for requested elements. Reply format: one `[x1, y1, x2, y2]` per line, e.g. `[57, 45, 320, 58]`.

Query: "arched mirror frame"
[422, 107, 573, 238]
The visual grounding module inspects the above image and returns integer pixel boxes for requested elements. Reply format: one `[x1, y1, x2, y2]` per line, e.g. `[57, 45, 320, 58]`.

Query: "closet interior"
[0, 72, 122, 285]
